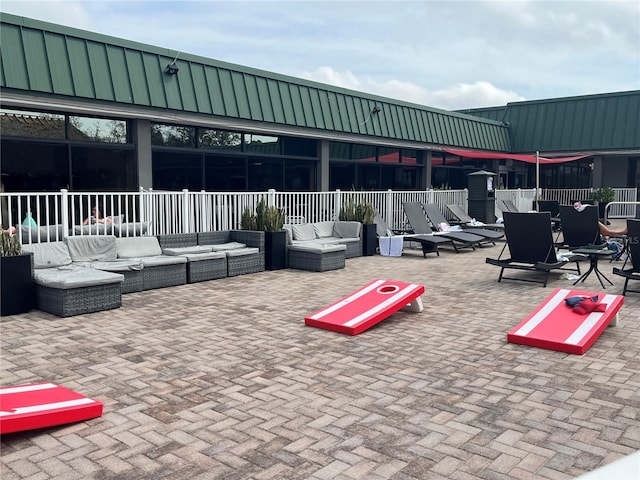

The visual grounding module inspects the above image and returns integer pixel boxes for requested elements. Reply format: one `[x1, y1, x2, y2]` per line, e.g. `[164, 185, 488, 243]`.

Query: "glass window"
[330, 162, 356, 190]
[351, 145, 376, 161]
[378, 147, 400, 163]
[1, 140, 69, 191]
[151, 123, 196, 147]
[205, 156, 247, 191]
[402, 149, 420, 164]
[285, 159, 316, 191]
[244, 134, 280, 155]
[0, 109, 65, 139]
[69, 116, 128, 143]
[71, 147, 136, 191]
[329, 141, 351, 160]
[152, 151, 202, 190]
[282, 136, 317, 157]
[199, 128, 242, 151]
[357, 164, 381, 189]
[248, 158, 283, 191]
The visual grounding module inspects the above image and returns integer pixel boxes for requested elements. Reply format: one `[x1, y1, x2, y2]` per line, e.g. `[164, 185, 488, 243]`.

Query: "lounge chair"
[557, 205, 604, 249]
[612, 219, 640, 295]
[501, 199, 521, 212]
[486, 212, 582, 287]
[421, 202, 504, 243]
[445, 204, 505, 231]
[374, 213, 447, 257]
[402, 202, 485, 252]
[535, 200, 561, 231]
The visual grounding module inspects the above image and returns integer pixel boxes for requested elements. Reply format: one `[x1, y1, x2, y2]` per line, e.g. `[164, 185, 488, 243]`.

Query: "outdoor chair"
[557, 205, 604, 250]
[421, 202, 504, 243]
[535, 200, 561, 230]
[486, 212, 582, 287]
[402, 202, 485, 252]
[612, 219, 640, 295]
[445, 204, 504, 230]
[374, 213, 445, 257]
[501, 199, 521, 212]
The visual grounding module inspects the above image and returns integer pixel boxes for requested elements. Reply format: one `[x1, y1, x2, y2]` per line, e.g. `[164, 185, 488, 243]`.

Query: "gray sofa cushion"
[22, 241, 72, 269]
[182, 251, 227, 262]
[117, 237, 162, 258]
[225, 247, 259, 257]
[33, 266, 123, 289]
[292, 224, 316, 241]
[210, 242, 246, 251]
[19, 224, 66, 244]
[333, 221, 361, 239]
[162, 246, 213, 255]
[66, 235, 118, 262]
[114, 222, 149, 237]
[73, 224, 114, 236]
[288, 244, 346, 253]
[86, 260, 143, 272]
[313, 221, 335, 238]
[139, 255, 188, 267]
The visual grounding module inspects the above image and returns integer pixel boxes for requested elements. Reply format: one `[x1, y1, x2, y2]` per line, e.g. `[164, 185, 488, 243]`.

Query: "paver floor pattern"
[1, 242, 639, 479]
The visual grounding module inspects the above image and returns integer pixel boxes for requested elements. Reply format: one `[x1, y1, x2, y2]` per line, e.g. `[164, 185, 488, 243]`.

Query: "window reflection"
[199, 129, 241, 151]
[244, 134, 280, 155]
[69, 116, 128, 143]
[0, 109, 65, 139]
[151, 123, 196, 147]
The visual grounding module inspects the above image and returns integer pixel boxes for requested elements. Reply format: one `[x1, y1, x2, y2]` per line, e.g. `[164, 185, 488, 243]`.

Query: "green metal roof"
[459, 91, 640, 153]
[0, 13, 510, 151]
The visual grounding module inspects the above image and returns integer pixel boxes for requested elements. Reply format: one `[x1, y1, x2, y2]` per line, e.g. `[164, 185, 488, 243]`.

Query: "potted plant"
[241, 198, 286, 270]
[591, 187, 615, 222]
[339, 197, 377, 256]
[1, 230, 35, 316]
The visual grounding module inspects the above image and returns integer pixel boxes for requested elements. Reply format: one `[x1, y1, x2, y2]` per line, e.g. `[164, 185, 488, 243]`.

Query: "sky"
[2, 0, 639, 111]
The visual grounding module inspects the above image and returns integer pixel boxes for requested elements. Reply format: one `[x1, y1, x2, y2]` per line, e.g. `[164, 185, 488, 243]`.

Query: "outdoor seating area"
[2, 235, 638, 479]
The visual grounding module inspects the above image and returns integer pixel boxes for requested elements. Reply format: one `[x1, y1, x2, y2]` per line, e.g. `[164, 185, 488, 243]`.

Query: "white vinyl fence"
[1, 187, 636, 243]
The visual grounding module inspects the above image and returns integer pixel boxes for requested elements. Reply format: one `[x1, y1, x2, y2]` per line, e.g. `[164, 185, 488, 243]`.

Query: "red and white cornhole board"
[305, 279, 425, 335]
[508, 288, 624, 355]
[0, 383, 103, 434]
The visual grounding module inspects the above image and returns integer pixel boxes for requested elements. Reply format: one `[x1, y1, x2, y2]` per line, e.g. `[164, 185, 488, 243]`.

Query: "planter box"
[1, 254, 34, 316]
[265, 231, 287, 270]
[362, 223, 377, 256]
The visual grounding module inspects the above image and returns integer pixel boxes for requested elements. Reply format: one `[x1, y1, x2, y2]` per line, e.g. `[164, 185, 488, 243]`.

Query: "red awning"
[442, 148, 590, 165]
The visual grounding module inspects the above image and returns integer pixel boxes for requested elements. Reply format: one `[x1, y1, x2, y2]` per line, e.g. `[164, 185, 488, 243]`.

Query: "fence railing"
[1, 187, 636, 243]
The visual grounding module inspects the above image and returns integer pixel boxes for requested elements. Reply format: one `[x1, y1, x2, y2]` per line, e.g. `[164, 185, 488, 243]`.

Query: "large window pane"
[329, 142, 351, 160]
[72, 146, 136, 191]
[351, 145, 376, 161]
[1, 140, 69, 191]
[282, 136, 317, 157]
[205, 156, 246, 191]
[244, 134, 280, 155]
[0, 109, 65, 139]
[357, 164, 380, 189]
[330, 162, 356, 190]
[199, 129, 242, 151]
[378, 147, 400, 163]
[248, 158, 283, 191]
[152, 151, 202, 190]
[69, 116, 128, 143]
[285, 159, 316, 191]
[151, 123, 196, 147]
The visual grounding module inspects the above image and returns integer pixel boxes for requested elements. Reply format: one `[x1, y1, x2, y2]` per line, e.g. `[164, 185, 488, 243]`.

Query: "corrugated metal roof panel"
[1, 13, 510, 151]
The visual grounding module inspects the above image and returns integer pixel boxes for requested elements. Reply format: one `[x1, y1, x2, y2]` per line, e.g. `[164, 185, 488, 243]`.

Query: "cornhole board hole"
[507, 288, 623, 355]
[305, 279, 425, 335]
[0, 383, 103, 434]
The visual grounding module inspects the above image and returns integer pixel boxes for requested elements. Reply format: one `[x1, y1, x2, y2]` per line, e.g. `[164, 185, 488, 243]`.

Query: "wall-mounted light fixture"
[164, 52, 180, 75]
[360, 105, 382, 126]
[164, 62, 179, 75]
[371, 106, 381, 114]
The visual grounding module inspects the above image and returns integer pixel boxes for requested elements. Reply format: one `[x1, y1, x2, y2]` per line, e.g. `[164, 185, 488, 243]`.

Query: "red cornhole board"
[0, 383, 103, 434]
[508, 288, 624, 355]
[305, 279, 425, 335]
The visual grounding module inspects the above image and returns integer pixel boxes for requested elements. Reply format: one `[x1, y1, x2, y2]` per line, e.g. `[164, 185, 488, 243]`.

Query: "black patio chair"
[612, 219, 640, 295]
[536, 200, 561, 231]
[445, 204, 504, 231]
[421, 202, 504, 243]
[557, 205, 604, 249]
[486, 212, 582, 287]
[402, 202, 485, 253]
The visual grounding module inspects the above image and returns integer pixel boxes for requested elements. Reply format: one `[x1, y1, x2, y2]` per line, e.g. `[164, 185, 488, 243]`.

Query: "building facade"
[1, 13, 639, 194]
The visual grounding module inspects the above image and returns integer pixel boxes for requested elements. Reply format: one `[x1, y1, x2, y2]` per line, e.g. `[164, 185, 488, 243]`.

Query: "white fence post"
[335, 190, 342, 220]
[61, 189, 69, 239]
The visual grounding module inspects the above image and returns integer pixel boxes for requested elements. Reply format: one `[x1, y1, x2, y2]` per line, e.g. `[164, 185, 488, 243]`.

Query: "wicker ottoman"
[226, 247, 264, 277]
[288, 244, 346, 272]
[183, 251, 228, 283]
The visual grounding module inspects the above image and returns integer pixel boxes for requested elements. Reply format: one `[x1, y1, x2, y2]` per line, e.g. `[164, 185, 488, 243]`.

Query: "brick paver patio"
[1, 240, 639, 479]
